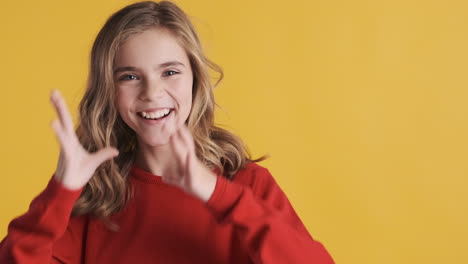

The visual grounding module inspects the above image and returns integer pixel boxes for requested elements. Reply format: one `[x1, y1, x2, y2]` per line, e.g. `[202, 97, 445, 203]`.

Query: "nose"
[139, 77, 165, 101]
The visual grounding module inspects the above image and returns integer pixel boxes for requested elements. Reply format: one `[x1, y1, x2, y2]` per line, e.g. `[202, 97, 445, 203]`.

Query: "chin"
[141, 135, 171, 147]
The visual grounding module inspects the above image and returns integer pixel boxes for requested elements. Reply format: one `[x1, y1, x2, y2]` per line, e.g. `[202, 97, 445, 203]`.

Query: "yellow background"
[1, 0, 467, 263]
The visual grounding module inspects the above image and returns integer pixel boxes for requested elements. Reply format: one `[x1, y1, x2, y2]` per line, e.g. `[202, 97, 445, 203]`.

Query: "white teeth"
[141, 108, 171, 119]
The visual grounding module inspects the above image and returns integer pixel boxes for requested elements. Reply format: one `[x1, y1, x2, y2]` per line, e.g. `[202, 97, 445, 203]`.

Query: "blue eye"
[163, 70, 179, 77]
[119, 74, 138, 81]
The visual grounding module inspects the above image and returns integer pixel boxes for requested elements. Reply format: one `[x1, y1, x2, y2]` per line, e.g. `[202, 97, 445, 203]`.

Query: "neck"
[134, 140, 173, 177]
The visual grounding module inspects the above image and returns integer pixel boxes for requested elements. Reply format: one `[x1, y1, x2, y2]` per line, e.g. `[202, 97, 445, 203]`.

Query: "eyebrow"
[113, 61, 186, 74]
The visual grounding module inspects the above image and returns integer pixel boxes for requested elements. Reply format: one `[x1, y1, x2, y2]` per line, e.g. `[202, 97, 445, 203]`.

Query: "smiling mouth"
[137, 109, 174, 120]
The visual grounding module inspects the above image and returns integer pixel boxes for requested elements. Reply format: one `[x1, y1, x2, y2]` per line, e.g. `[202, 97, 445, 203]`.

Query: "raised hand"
[161, 124, 217, 202]
[49, 89, 119, 190]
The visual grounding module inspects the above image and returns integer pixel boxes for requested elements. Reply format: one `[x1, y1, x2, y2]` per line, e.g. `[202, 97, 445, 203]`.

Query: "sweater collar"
[129, 164, 163, 184]
[129, 163, 222, 184]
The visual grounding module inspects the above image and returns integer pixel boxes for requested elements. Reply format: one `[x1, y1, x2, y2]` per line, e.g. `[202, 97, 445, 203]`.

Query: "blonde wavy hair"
[72, 0, 269, 228]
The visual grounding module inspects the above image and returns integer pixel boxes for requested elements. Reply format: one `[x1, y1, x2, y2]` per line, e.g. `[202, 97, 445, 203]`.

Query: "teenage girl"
[0, 1, 334, 263]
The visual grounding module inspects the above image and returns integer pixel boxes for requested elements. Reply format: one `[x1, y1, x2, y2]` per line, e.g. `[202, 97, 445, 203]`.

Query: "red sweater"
[0, 162, 334, 263]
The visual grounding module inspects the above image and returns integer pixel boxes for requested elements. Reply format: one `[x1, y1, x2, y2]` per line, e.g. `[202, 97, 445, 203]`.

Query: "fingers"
[51, 118, 66, 147]
[50, 89, 75, 133]
[169, 128, 187, 175]
[174, 125, 195, 152]
[90, 147, 120, 168]
[181, 125, 195, 153]
[169, 125, 196, 174]
[172, 125, 195, 154]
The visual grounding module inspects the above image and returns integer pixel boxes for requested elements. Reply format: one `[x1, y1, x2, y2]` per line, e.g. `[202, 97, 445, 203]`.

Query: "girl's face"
[114, 27, 193, 147]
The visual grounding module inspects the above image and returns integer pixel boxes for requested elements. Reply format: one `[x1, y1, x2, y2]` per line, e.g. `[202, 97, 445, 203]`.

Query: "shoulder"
[231, 162, 278, 195]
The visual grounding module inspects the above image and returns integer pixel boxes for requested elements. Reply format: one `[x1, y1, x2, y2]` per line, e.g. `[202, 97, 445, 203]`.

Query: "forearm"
[206, 173, 334, 264]
[0, 175, 83, 263]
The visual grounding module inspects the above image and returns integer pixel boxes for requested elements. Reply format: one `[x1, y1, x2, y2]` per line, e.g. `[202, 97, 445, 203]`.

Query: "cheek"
[176, 84, 191, 100]
[115, 87, 133, 108]
[175, 86, 192, 113]
[173, 77, 193, 104]
[115, 92, 126, 113]
[183, 92, 193, 111]
[115, 89, 135, 124]
[180, 89, 193, 125]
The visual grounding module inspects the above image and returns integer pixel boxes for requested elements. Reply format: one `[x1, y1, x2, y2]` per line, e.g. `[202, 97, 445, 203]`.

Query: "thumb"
[90, 147, 119, 167]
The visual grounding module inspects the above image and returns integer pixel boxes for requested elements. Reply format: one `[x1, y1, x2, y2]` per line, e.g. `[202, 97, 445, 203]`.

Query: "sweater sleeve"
[206, 165, 335, 264]
[0, 174, 84, 264]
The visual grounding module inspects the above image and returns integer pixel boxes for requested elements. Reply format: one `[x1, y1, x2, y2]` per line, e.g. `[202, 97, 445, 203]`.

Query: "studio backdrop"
[1, 0, 467, 263]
